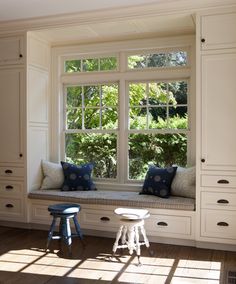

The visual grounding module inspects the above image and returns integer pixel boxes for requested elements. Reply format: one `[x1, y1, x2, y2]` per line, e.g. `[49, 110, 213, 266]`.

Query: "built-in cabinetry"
[0, 35, 26, 222]
[196, 9, 236, 245]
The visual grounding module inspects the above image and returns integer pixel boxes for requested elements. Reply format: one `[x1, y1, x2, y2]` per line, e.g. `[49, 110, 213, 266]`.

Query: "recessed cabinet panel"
[201, 192, 236, 210]
[0, 69, 24, 164]
[201, 12, 236, 50]
[0, 36, 24, 65]
[201, 53, 236, 171]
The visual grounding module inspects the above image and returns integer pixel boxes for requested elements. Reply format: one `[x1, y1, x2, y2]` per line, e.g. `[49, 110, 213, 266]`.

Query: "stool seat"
[113, 207, 150, 265]
[48, 203, 81, 215]
[46, 203, 83, 255]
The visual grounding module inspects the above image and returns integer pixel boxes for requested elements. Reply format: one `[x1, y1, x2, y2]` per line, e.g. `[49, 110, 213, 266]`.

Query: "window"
[60, 44, 192, 186]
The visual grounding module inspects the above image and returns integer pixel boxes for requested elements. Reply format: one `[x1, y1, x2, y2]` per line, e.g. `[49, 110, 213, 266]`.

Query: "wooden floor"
[0, 226, 235, 284]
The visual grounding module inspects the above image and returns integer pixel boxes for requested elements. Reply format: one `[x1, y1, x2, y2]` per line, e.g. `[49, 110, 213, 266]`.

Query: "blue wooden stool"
[46, 203, 83, 255]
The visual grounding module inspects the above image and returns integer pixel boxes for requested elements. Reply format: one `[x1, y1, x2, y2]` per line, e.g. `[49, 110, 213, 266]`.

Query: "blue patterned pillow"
[61, 161, 97, 191]
[140, 166, 177, 198]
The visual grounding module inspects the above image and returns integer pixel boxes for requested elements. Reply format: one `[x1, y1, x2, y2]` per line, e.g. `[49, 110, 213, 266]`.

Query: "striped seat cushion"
[28, 189, 195, 211]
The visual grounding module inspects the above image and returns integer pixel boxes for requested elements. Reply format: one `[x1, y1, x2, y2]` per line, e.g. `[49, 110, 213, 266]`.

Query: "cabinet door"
[0, 69, 24, 164]
[201, 12, 236, 50]
[201, 52, 236, 171]
[0, 36, 24, 65]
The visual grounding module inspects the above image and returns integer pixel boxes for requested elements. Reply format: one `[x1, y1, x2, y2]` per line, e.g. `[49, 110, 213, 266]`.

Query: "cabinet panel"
[201, 52, 236, 171]
[146, 214, 191, 236]
[0, 181, 22, 196]
[0, 198, 22, 215]
[0, 36, 24, 65]
[201, 12, 236, 50]
[201, 175, 236, 188]
[0, 166, 24, 178]
[201, 192, 236, 210]
[201, 209, 236, 240]
[0, 69, 24, 164]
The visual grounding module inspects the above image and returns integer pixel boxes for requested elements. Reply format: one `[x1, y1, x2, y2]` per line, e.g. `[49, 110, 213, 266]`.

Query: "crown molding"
[0, 0, 235, 34]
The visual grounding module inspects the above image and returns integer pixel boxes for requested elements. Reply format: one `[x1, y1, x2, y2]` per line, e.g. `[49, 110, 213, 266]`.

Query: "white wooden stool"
[112, 208, 150, 265]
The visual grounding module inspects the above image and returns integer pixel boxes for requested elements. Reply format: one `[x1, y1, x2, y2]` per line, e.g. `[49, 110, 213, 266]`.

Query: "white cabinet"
[201, 12, 236, 50]
[197, 9, 236, 247]
[0, 36, 24, 65]
[0, 68, 24, 164]
[201, 52, 236, 171]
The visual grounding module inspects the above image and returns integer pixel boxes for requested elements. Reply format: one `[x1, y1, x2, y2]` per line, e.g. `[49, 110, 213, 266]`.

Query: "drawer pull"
[5, 204, 14, 208]
[157, 221, 168, 226]
[100, 217, 110, 222]
[5, 169, 13, 174]
[217, 222, 229, 227]
[217, 199, 229, 204]
[217, 179, 229, 184]
[5, 185, 14, 190]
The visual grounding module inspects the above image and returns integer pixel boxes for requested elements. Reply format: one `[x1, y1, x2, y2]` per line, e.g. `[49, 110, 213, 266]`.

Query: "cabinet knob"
[19, 54, 23, 58]
[157, 221, 168, 226]
[100, 216, 110, 222]
[5, 204, 14, 208]
[201, 38, 205, 43]
[201, 158, 205, 163]
[19, 153, 23, 157]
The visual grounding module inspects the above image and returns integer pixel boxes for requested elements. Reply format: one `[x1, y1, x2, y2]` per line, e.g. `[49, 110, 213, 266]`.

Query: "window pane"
[67, 86, 82, 107]
[65, 60, 81, 73]
[169, 81, 187, 105]
[100, 57, 117, 71]
[67, 107, 82, 129]
[84, 86, 100, 107]
[166, 51, 187, 66]
[128, 133, 187, 180]
[102, 84, 118, 107]
[65, 133, 117, 178]
[102, 107, 118, 129]
[149, 82, 168, 105]
[129, 83, 146, 107]
[169, 108, 188, 129]
[83, 58, 99, 72]
[129, 107, 147, 129]
[84, 108, 100, 129]
[128, 55, 146, 69]
[149, 107, 167, 129]
[147, 53, 166, 67]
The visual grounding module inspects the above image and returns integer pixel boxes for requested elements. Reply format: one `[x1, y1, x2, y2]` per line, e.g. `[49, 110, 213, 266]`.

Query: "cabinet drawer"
[201, 175, 236, 188]
[201, 209, 236, 240]
[0, 167, 24, 178]
[145, 214, 191, 236]
[201, 192, 236, 210]
[0, 181, 22, 196]
[80, 209, 119, 231]
[0, 198, 22, 215]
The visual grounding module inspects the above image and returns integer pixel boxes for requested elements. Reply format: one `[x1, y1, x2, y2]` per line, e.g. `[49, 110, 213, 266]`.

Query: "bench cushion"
[28, 189, 195, 211]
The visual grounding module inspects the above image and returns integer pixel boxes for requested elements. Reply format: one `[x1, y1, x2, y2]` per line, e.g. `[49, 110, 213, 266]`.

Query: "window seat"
[28, 189, 195, 211]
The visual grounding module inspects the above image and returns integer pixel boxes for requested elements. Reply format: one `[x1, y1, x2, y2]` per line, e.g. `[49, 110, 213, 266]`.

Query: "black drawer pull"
[100, 217, 110, 222]
[5, 204, 14, 208]
[5, 170, 13, 174]
[5, 185, 14, 190]
[217, 222, 228, 227]
[157, 221, 168, 226]
[217, 199, 229, 204]
[217, 179, 229, 184]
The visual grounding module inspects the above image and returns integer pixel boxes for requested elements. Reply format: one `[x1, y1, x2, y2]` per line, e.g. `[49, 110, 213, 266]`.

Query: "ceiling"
[0, 0, 169, 22]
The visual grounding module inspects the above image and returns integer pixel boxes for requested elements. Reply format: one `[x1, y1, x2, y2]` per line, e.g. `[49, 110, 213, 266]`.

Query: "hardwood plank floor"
[0, 226, 235, 284]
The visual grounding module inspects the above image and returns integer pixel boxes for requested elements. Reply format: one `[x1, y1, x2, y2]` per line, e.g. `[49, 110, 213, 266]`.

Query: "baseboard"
[196, 241, 236, 252]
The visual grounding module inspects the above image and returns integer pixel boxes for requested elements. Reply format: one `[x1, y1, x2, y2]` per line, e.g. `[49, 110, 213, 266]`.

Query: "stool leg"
[61, 217, 72, 255]
[113, 225, 123, 254]
[135, 226, 142, 266]
[73, 215, 83, 239]
[140, 225, 149, 248]
[46, 216, 57, 251]
[121, 225, 127, 245]
[127, 225, 135, 255]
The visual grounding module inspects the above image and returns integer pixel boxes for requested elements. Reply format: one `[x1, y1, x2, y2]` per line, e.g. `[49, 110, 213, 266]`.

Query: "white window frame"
[51, 36, 195, 191]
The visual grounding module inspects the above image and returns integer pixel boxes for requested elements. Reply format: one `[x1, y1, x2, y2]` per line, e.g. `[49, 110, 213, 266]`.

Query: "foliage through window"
[62, 47, 191, 182]
[128, 51, 187, 69]
[65, 56, 117, 73]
